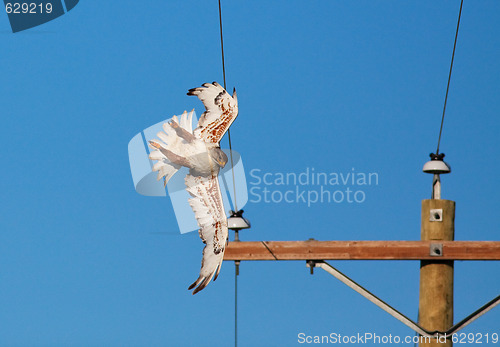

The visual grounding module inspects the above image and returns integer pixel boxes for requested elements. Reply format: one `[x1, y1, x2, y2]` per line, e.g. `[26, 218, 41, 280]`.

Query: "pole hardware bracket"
[308, 260, 500, 339]
[430, 243, 443, 257]
[429, 209, 443, 222]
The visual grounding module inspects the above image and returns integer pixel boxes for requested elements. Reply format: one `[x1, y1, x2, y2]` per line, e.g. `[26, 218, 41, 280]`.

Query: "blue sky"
[1, 1, 499, 346]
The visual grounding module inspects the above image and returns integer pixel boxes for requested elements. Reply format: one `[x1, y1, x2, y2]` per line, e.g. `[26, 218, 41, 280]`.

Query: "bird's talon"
[148, 141, 160, 149]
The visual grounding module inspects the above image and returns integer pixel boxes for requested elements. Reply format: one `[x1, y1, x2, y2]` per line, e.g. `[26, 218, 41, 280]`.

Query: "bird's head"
[210, 147, 228, 168]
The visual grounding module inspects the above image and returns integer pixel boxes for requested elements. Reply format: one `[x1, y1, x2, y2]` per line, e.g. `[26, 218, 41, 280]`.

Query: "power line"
[218, 0, 227, 90]
[218, 0, 238, 212]
[217, 2, 240, 347]
[235, 261, 239, 347]
[436, 0, 464, 155]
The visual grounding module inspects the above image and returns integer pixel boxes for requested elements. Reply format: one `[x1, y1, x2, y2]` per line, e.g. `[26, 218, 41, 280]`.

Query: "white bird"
[148, 82, 239, 294]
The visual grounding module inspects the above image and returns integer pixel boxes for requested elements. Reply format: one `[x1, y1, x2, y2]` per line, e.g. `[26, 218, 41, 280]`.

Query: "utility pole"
[224, 157, 500, 341]
[418, 199, 455, 346]
[418, 155, 453, 346]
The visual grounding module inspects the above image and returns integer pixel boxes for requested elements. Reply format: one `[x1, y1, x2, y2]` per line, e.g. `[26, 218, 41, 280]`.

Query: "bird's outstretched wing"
[185, 173, 228, 294]
[187, 82, 238, 144]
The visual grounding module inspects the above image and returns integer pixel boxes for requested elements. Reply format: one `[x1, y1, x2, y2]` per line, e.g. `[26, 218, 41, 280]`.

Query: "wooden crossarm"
[224, 240, 500, 261]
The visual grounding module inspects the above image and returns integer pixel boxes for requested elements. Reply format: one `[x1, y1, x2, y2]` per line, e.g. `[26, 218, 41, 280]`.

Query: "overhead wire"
[217, 1, 239, 346]
[218, 0, 238, 212]
[436, 0, 464, 155]
[234, 261, 239, 347]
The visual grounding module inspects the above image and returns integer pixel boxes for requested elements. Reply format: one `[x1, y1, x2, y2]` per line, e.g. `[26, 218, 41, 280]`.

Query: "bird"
[148, 82, 239, 294]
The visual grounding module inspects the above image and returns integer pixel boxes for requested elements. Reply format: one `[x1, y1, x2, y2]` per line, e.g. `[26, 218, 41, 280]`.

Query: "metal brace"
[307, 260, 500, 338]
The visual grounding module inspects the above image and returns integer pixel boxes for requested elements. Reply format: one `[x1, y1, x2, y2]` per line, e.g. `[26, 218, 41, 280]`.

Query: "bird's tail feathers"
[151, 160, 180, 186]
[148, 111, 195, 186]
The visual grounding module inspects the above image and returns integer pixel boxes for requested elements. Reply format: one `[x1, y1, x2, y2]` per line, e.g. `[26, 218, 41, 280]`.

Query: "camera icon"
[128, 112, 248, 234]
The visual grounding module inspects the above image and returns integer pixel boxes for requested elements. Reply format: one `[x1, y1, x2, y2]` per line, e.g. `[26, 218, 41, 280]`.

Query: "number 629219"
[5, 3, 53, 14]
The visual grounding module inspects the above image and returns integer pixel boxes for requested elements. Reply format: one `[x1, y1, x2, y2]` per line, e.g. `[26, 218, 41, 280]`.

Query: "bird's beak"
[218, 160, 227, 167]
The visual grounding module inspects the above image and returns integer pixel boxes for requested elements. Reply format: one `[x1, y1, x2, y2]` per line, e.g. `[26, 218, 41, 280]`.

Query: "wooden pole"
[419, 199, 455, 346]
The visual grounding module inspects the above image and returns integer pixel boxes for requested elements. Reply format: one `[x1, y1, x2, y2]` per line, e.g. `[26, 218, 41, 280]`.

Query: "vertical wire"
[218, 2, 239, 346]
[218, 0, 227, 89]
[218, 0, 238, 212]
[235, 262, 239, 347]
[436, 0, 464, 155]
